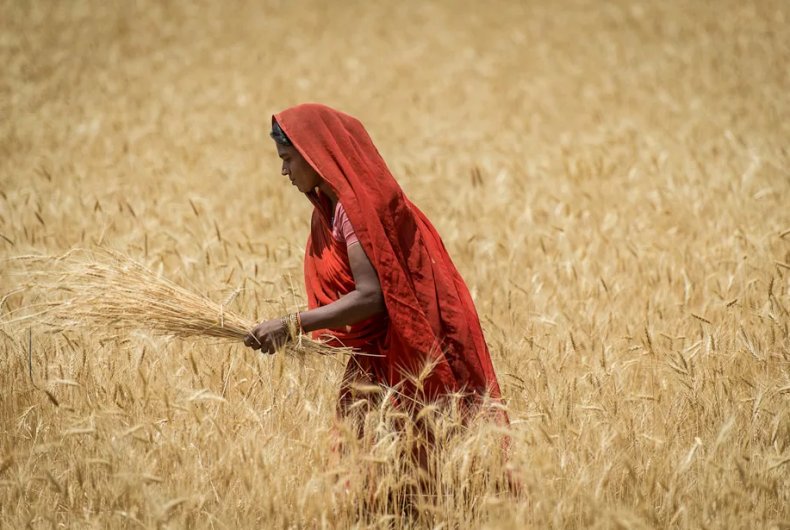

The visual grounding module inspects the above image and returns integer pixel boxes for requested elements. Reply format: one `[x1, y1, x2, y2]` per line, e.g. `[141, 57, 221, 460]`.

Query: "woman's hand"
[244, 318, 289, 354]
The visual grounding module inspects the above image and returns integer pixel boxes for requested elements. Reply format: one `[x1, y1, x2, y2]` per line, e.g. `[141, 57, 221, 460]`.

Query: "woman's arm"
[245, 242, 385, 352]
[300, 242, 384, 332]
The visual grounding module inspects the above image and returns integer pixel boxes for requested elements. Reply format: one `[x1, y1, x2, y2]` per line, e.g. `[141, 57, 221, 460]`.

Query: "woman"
[244, 103, 505, 423]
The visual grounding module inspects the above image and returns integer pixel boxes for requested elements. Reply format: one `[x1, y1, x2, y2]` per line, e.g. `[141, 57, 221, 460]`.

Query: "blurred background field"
[1, 0, 789, 527]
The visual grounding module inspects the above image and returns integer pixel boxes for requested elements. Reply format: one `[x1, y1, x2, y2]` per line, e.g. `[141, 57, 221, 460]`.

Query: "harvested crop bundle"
[5, 249, 337, 355]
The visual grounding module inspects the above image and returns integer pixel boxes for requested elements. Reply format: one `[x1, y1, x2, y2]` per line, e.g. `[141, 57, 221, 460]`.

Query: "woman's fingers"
[244, 322, 278, 353]
[244, 333, 256, 346]
[244, 332, 263, 350]
[244, 319, 291, 354]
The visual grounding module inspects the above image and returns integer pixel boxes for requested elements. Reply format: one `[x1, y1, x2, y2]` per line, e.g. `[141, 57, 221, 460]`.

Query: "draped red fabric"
[273, 103, 504, 410]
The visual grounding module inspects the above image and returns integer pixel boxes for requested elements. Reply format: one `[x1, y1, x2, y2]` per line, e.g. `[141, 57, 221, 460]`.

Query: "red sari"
[273, 104, 505, 416]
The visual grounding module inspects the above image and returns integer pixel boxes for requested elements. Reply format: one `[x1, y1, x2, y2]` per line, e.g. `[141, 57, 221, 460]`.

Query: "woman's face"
[276, 144, 322, 193]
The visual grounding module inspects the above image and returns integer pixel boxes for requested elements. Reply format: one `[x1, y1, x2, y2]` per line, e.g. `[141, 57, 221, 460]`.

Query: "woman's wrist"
[280, 312, 304, 341]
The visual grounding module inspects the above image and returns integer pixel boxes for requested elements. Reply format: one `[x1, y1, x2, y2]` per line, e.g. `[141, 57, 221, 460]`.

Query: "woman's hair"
[270, 120, 292, 146]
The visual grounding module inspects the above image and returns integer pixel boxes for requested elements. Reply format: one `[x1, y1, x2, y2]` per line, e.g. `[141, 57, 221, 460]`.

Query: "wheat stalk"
[5, 249, 340, 355]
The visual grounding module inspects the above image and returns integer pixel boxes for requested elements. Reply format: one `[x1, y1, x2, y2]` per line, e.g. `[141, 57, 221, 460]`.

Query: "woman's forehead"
[276, 143, 297, 158]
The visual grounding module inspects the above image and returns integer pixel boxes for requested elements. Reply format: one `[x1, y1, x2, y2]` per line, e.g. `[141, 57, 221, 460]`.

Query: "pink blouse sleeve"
[334, 202, 359, 246]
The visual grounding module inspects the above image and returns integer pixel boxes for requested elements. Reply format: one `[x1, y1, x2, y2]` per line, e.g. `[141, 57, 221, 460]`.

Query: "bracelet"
[280, 312, 303, 342]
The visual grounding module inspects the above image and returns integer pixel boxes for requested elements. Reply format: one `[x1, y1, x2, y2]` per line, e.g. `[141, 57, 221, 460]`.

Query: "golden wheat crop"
[1, 0, 789, 528]
[5, 249, 339, 356]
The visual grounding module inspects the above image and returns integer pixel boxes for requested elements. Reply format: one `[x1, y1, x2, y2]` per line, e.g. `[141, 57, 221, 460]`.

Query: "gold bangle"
[281, 312, 301, 342]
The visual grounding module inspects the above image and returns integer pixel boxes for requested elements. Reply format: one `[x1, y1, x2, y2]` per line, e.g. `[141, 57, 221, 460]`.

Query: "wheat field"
[2, 0, 789, 528]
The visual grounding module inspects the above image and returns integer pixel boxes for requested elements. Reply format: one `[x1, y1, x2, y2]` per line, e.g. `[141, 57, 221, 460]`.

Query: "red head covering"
[273, 103, 503, 404]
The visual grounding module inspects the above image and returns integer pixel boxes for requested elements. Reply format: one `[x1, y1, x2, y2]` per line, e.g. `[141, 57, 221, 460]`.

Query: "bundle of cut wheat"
[5, 249, 338, 356]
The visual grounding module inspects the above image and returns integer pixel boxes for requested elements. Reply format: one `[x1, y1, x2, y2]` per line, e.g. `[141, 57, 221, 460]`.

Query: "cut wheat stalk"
[4, 249, 343, 356]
